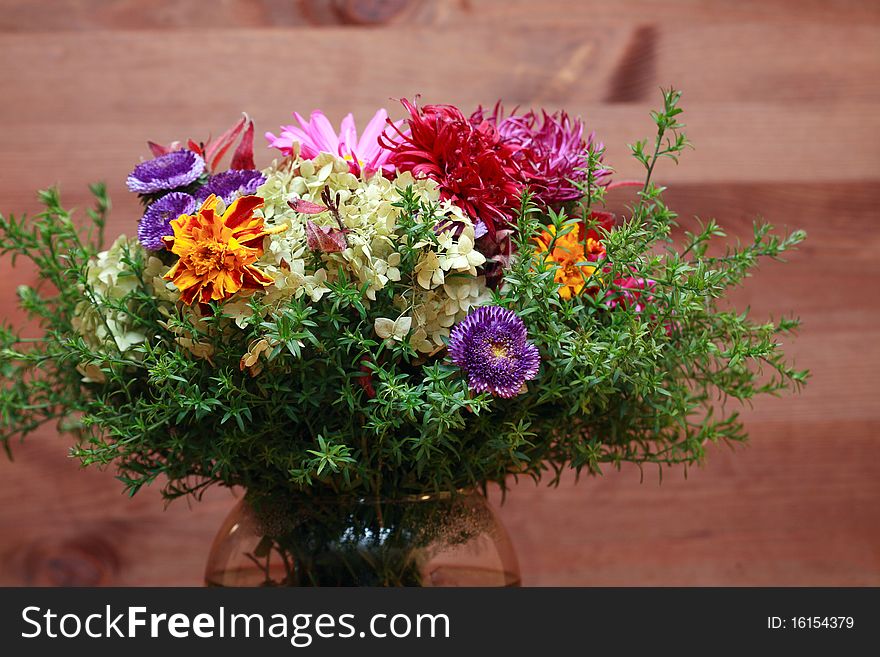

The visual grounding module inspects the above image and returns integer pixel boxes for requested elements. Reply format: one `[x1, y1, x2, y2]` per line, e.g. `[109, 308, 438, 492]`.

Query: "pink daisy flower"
[265, 109, 403, 177]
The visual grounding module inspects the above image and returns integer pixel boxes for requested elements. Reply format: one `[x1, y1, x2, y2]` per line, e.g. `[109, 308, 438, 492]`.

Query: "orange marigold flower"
[162, 194, 280, 305]
[534, 223, 603, 300]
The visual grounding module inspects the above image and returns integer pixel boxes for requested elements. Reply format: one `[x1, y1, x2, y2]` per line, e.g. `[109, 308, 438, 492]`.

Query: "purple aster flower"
[137, 192, 196, 251]
[195, 169, 266, 204]
[448, 306, 540, 398]
[471, 105, 611, 206]
[126, 149, 205, 194]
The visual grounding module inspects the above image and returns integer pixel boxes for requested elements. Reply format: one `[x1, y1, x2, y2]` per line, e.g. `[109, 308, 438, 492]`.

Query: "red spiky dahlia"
[380, 99, 525, 238]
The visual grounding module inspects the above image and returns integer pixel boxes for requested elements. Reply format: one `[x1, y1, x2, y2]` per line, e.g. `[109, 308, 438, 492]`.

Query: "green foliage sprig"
[0, 90, 807, 500]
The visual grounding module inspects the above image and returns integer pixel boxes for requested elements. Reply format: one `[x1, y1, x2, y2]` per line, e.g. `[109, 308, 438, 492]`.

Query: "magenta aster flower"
[448, 306, 540, 398]
[265, 109, 404, 177]
[471, 105, 611, 206]
[137, 192, 196, 251]
[126, 149, 205, 194]
[607, 276, 657, 313]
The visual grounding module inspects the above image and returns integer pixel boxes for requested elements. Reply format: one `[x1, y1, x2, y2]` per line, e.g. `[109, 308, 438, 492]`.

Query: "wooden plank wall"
[0, 0, 877, 585]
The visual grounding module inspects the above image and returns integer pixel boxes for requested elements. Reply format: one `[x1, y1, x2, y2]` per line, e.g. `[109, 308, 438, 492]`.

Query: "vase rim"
[244, 488, 477, 506]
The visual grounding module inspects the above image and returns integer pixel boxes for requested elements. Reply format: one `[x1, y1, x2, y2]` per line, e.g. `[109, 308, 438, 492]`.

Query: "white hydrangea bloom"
[406, 275, 491, 354]
[143, 255, 179, 304]
[374, 315, 412, 343]
[437, 229, 485, 273]
[413, 222, 486, 291]
[253, 153, 492, 358]
[73, 235, 146, 353]
[256, 157, 334, 303]
[257, 152, 460, 303]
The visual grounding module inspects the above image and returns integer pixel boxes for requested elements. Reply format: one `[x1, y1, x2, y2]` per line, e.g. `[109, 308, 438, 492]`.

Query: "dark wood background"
[0, 0, 877, 586]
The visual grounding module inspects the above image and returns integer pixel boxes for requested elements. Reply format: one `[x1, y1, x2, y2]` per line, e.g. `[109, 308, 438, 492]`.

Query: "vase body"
[204, 491, 520, 587]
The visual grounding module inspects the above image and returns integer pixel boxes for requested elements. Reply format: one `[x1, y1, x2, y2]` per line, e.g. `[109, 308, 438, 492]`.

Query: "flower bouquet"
[0, 90, 806, 586]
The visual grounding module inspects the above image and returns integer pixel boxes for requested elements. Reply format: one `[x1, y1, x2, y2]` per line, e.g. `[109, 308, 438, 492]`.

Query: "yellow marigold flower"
[534, 224, 600, 300]
[163, 194, 283, 305]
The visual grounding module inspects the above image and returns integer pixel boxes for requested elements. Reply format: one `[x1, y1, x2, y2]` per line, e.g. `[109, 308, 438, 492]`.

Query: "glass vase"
[204, 490, 520, 587]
